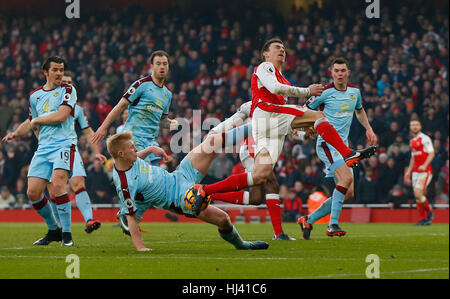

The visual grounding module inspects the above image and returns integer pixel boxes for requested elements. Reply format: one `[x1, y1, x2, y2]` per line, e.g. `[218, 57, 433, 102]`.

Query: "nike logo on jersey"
[57, 208, 66, 212]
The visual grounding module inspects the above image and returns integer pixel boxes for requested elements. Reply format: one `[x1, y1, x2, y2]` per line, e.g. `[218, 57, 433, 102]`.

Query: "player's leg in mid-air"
[290, 109, 377, 167]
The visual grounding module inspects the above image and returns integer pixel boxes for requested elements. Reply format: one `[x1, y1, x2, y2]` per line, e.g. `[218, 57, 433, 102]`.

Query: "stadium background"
[0, 0, 448, 222]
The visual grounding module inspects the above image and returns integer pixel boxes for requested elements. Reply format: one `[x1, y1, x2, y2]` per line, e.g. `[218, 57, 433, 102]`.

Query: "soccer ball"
[184, 186, 211, 212]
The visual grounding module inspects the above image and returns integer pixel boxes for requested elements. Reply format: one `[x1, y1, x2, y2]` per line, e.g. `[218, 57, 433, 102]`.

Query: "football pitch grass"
[0, 222, 448, 279]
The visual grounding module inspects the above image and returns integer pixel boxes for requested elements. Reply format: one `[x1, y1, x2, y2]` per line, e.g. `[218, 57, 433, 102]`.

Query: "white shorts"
[251, 105, 305, 167]
[412, 172, 433, 191]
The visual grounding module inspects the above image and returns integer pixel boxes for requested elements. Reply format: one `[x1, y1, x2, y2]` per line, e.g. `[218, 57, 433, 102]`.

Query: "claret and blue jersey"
[121, 76, 172, 164]
[28, 83, 78, 151]
[122, 76, 172, 141]
[27, 83, 78, 180]
[113, 156, 204, 220]
[307, 83, 362, 145]
[307, 83, 363, 177]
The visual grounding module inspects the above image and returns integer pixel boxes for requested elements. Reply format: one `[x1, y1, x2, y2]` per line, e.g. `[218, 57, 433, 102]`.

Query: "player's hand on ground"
[95, 153, 108, 164]
[308, 84, 324, 97]
[92, 126, 107, 144]
[366, 128, 378, 146]
[169, 119, 179, 131]
[2, 132, 16, 142]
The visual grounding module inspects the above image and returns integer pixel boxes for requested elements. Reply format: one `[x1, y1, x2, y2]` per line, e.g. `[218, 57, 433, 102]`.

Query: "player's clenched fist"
[308, 84, 324, 97]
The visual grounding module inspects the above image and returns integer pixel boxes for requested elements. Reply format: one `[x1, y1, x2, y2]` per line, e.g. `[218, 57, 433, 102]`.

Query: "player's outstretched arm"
[2, 119, 34, 142]
[126, 213, 151, 252]
[209, 102, 251, 135]
[82, 127, 107, 164]
[137, 146, 169, 162]
[92, 97, 130, 144]
[256, 62, 323, 98]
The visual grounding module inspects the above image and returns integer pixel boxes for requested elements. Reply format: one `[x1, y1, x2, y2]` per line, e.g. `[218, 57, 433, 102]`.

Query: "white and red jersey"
[250, 62, 309, 117]
[251, 62, 290, 116]
[410, 132, 434, 173]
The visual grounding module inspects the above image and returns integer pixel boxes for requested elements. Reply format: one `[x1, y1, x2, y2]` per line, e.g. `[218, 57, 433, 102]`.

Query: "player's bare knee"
[313, 114, 328, 129]
[217, 212, 232, 229]
[27, 188, 41, 202]
[252, 172, 268, 185]
[338, 175, 353, 188]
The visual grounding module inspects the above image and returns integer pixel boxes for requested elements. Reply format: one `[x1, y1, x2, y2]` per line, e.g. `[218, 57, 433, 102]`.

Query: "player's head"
[42, 56, 67, 86]
[107, 131, 138, 162]
[62, 70, 74, 85]
[261, 38, 285, 64]
[149, 50, 169, 81]
[409, 118, 422, 135]
[330, 57, 350, 86]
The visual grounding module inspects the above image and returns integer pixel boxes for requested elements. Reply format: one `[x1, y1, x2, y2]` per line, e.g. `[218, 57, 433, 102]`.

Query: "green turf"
[0, 222, 448, 279]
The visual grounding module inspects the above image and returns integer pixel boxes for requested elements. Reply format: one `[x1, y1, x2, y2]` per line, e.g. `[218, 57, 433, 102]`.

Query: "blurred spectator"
[0, 151, 5, 187]
[377, 156, 401, 199]
[282, 188, 304, 222]
[85, 160, 114, 204]
[14, 193, 31, 209]
[357, 167, 379, 204]
[435, 160, 449, 204]
[0, 186, 15, 208]
[208, 153, 235, 181]
[0, 98, 13, 136]
[386, 185, 409, 208]
[293, 181, 308, 203]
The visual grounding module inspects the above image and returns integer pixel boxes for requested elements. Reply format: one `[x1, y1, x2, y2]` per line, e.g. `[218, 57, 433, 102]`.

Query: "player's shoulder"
[256, 61, 276, 74]
[420, 132, 433, 142]
[131, 75, 153, 88]
[60, 83, 75, 93]
[29, 86, 43, 98]
[346, 83, 360, 90]
[319, 84, 336, 96]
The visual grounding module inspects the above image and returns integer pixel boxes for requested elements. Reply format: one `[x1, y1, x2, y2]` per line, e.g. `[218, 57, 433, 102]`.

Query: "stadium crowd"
[0, 1, 448, 217]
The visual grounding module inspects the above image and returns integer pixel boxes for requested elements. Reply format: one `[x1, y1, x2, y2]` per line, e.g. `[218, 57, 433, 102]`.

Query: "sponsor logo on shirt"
[43, 101, 51, 112]
[146, 105, 163, 113]
[333, 111, 353, 117]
